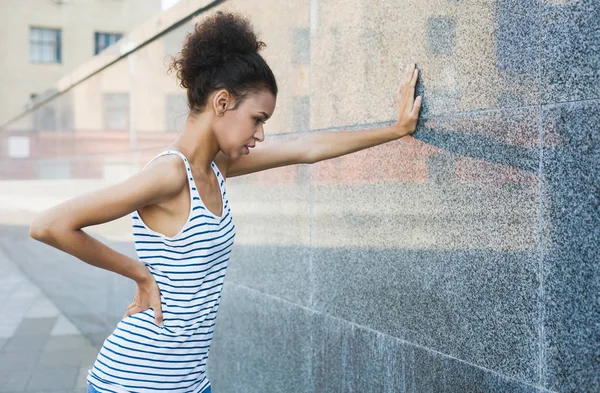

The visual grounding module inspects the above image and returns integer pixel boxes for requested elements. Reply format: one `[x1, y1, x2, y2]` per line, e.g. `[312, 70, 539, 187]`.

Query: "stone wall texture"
[0, 0, 598, 392]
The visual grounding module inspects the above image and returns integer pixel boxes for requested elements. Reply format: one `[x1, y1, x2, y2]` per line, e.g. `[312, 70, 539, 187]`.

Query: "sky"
[161, 0, 182, 11]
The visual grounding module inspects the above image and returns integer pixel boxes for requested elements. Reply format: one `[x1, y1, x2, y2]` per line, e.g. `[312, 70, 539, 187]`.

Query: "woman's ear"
[213, 89, 230, 116]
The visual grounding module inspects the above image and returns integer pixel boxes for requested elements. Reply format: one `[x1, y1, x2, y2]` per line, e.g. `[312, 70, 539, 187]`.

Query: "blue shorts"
[87, 384, 211, 393]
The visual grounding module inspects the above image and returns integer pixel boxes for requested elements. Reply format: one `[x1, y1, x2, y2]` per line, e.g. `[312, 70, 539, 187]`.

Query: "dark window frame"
[30, 27, 62, 64]
[94, 32, 123, 55]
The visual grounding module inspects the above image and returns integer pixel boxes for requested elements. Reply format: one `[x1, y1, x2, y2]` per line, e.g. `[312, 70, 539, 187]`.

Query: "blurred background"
[0, 0, 598, 392]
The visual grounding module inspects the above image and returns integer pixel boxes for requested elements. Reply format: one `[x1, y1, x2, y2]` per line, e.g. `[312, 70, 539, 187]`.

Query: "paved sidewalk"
[0, 246, 96, 392]
[0, 222, 138, 393]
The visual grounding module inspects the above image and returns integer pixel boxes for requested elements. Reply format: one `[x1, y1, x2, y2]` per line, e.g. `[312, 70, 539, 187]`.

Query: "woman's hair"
[168, 11, 278, 113]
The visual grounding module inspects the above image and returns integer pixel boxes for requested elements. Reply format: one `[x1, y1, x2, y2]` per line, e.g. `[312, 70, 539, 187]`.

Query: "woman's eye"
[255, 118, 263, 124]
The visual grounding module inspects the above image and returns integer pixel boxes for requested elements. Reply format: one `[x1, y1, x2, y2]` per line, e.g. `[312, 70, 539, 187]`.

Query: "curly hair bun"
[174, 11, 266, 89]
[168, 10, 277, 112]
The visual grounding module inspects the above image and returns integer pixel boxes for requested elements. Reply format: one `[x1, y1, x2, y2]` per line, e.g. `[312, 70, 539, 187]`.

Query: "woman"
[29, 10, 421, 393]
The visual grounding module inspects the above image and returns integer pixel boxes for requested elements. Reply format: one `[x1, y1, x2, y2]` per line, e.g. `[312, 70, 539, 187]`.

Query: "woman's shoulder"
[141, 154, 189, 202]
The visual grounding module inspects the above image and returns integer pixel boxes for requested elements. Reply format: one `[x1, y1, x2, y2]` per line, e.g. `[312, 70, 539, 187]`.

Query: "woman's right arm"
[29, 155, 186, 284]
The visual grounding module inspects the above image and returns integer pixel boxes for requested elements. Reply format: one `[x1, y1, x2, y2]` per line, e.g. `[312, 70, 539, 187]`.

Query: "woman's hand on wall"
[393, 63, 422, 138]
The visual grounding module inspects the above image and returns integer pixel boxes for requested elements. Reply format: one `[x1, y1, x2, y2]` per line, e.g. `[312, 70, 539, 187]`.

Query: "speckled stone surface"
[1, 0, 598, 391]
[210, 0, 597, 389]
[309, 0, 542, 128]
[540, 101, 600, 392]
[540, 0, 600, 103]
[207, 283, 313, 393]
[208, 282, 552, 393]
[224, 173, 312, 306]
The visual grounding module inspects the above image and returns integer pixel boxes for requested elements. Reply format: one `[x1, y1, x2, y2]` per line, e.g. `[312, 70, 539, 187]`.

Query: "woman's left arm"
[220, 63, 421, 178]
[305, 63, 421, 164]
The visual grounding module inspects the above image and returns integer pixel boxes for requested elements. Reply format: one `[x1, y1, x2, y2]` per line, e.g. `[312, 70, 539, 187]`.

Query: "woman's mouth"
[243, 146, 249, 154]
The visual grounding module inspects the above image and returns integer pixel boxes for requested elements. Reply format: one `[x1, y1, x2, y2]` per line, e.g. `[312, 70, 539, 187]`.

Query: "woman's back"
[86, 149, 236, 393]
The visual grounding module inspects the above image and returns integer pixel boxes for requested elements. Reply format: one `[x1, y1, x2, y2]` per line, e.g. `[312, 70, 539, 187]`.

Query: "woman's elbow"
[29, 213, 61, 242]
[29, 218, 50, 241]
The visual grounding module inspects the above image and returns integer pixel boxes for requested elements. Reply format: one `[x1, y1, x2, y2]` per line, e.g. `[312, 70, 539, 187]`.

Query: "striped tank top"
[87, 149, 236, 392]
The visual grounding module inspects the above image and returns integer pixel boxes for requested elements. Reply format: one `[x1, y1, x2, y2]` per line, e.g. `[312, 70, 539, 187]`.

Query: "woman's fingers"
[410, 69, 422, 117]
[152, 283, 164, 326]
[393, 63, 422, 136]
[153, 297, 164, 326]
[123, 305, 143, 319]
[397, 64, 411, 99]
[398, 64, 418, 107]
[409, 67, 418, 93]
[123, 303, 133, 318]
[411, 96, 422, 117]
[405, 66, 417, 107]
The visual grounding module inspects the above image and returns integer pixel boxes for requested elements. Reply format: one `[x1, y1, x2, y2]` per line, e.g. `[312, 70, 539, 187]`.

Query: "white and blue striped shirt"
[87, 149, 236, 393]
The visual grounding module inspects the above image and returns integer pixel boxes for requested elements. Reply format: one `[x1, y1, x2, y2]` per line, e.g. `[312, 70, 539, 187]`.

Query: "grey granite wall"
[201, 0, 599, 392]
[1, 0, 597, 392]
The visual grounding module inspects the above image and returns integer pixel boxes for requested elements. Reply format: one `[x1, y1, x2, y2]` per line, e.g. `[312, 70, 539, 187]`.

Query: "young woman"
[29, 11, 421, 393]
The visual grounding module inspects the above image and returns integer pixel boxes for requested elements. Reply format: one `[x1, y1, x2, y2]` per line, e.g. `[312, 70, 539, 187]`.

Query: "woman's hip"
[87, 383, 211, 393]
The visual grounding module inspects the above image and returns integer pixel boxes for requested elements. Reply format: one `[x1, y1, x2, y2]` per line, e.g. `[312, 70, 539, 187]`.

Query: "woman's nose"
[254, 127, 265, 142]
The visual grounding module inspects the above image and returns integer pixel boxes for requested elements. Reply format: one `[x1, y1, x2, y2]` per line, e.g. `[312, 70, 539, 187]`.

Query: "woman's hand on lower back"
[123, 266, 164, 326]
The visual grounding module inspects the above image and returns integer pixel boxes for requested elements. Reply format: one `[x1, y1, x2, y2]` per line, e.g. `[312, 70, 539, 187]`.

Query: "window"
[95, 32, 123, 55]
[292, 96, 310, 132]
[166, 94, 188, 131]
[292, 28, 310, 65]
[35, 106, 57, 130]
[30, 27, 62, 63]
[103, 93, 129, 130]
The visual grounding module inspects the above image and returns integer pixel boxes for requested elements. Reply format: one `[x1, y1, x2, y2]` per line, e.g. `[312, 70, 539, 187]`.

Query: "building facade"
[0, 0, 162, 126]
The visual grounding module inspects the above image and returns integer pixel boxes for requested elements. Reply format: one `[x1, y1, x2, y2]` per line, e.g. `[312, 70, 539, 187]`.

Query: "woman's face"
[213, 89, 276, 160]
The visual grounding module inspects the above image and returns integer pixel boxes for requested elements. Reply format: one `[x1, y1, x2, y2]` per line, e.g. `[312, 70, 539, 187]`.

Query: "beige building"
[0, 0, 162, 126]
